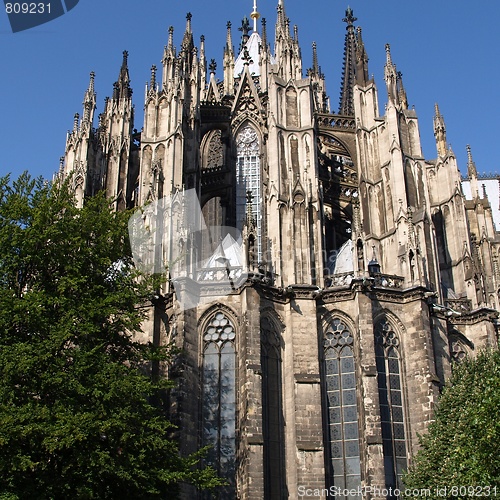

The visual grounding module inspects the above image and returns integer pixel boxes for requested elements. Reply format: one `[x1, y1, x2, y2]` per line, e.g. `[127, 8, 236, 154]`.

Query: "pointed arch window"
[322, 318, 361, 492]
[374, 320, 408, 493]
[202, 311, 237, 498]
[236, 125, 261, 260]
[261, 317, 286, 499]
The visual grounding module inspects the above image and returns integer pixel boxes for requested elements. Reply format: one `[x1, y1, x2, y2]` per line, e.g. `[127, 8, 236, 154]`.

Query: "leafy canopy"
[404, 349, 500, 497]
[0, 173, 222, 499]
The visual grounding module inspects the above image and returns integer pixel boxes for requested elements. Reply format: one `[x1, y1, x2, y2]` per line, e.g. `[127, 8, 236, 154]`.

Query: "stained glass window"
[374, 320, 407, 494]
[202, 312, 236, 499]
[323, 318, 361, 496]
[236, 125, 261, 260]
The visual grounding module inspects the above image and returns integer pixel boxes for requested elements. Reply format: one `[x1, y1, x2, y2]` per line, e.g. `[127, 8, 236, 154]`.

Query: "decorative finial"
[122, 50, 128, 67]
[209, 59, 217, 73]
[89, 71, 95, 92]
[73, 113, 79, 131]
[251, 0, 260, 33]
[186, 12, 192, 21]
[239, 16, 250, 38]
[261, 17, 267, 44]
[342, 6, 357, 26]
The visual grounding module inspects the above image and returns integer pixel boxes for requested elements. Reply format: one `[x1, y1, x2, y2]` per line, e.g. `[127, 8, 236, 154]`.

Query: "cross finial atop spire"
[343, 6, 357, 26]
[239, 16, 251, 37]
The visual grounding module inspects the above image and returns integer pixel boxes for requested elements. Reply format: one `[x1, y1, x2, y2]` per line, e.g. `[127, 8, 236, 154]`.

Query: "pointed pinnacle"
[122, 50, 128, 68]
[385, 43, 393, 65]
[467, 144, 478, 178]
[150, 65, 157, 88]
[312, 41, 319, 74]
[226, 21, 233, 49]
[167, 26, 174, 48]
[89, 71, 95, 93]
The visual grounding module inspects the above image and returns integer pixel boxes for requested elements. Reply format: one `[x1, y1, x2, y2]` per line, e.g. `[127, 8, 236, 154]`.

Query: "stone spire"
[312, 41, 319, 75]
[200, 34, 207, 82]
[82, 71, 96, 125]
[223, 21, 235, 94]
[274, 0, 302, 81]
[150, 65, 157, 89]
[338, 6, 358, 116]
[467, 144, 478, 178]
[114, 50, 132, 100]
[467, 144, 479, 199]
[384, 43, 398, 104]
[261, 17, 267, 47]
[433, 103, 447, 157]
[355, 26, 369, 86]
[181, 12, 194, 51]
[396, 71, 408, 109]
[162, 26, 176, 87]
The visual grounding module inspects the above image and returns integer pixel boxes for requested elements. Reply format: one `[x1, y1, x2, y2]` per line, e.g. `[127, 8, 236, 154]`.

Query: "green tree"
[0, 173, 222, 499]
[404, 349, 500, 497]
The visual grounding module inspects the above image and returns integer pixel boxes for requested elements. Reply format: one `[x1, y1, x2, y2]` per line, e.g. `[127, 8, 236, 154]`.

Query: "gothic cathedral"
[60, 1, 499, 498]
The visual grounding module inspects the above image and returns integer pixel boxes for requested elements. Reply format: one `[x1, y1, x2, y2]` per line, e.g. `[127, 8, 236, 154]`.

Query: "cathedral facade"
[60, 2, 499, 498]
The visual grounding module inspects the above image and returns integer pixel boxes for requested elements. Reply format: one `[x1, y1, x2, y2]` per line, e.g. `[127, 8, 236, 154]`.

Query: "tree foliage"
[404, 349, 500, 496]
[0, 173, 222, 499]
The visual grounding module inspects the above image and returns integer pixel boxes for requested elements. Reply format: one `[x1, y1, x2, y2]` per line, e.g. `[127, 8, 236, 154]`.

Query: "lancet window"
[322, 318, 361, 493]
[236, 125, 261, 260]
[261, 317, 286, 498]
[202, 311, 237, 498]
[374, 320, 408, 493]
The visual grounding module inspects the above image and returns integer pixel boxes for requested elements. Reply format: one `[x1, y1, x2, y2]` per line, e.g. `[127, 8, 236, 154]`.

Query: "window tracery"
[202, 311, 236, 499]
[374, 320, 407, 493]
[323, 318, 361, 493]
[236, 125, 261, 260]
[205, 129, 224, 169]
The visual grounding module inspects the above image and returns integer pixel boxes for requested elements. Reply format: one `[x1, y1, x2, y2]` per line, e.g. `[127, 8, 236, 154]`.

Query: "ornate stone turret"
[101, 51, 134, 210]
[61, 71, 99, 207]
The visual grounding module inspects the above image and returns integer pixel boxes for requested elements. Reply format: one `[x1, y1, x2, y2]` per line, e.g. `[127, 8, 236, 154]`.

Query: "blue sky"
[0, 0, 498, 181]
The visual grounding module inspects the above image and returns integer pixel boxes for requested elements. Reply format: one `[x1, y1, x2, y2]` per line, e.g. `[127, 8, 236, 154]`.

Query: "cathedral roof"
[234, 31, 262, 77]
